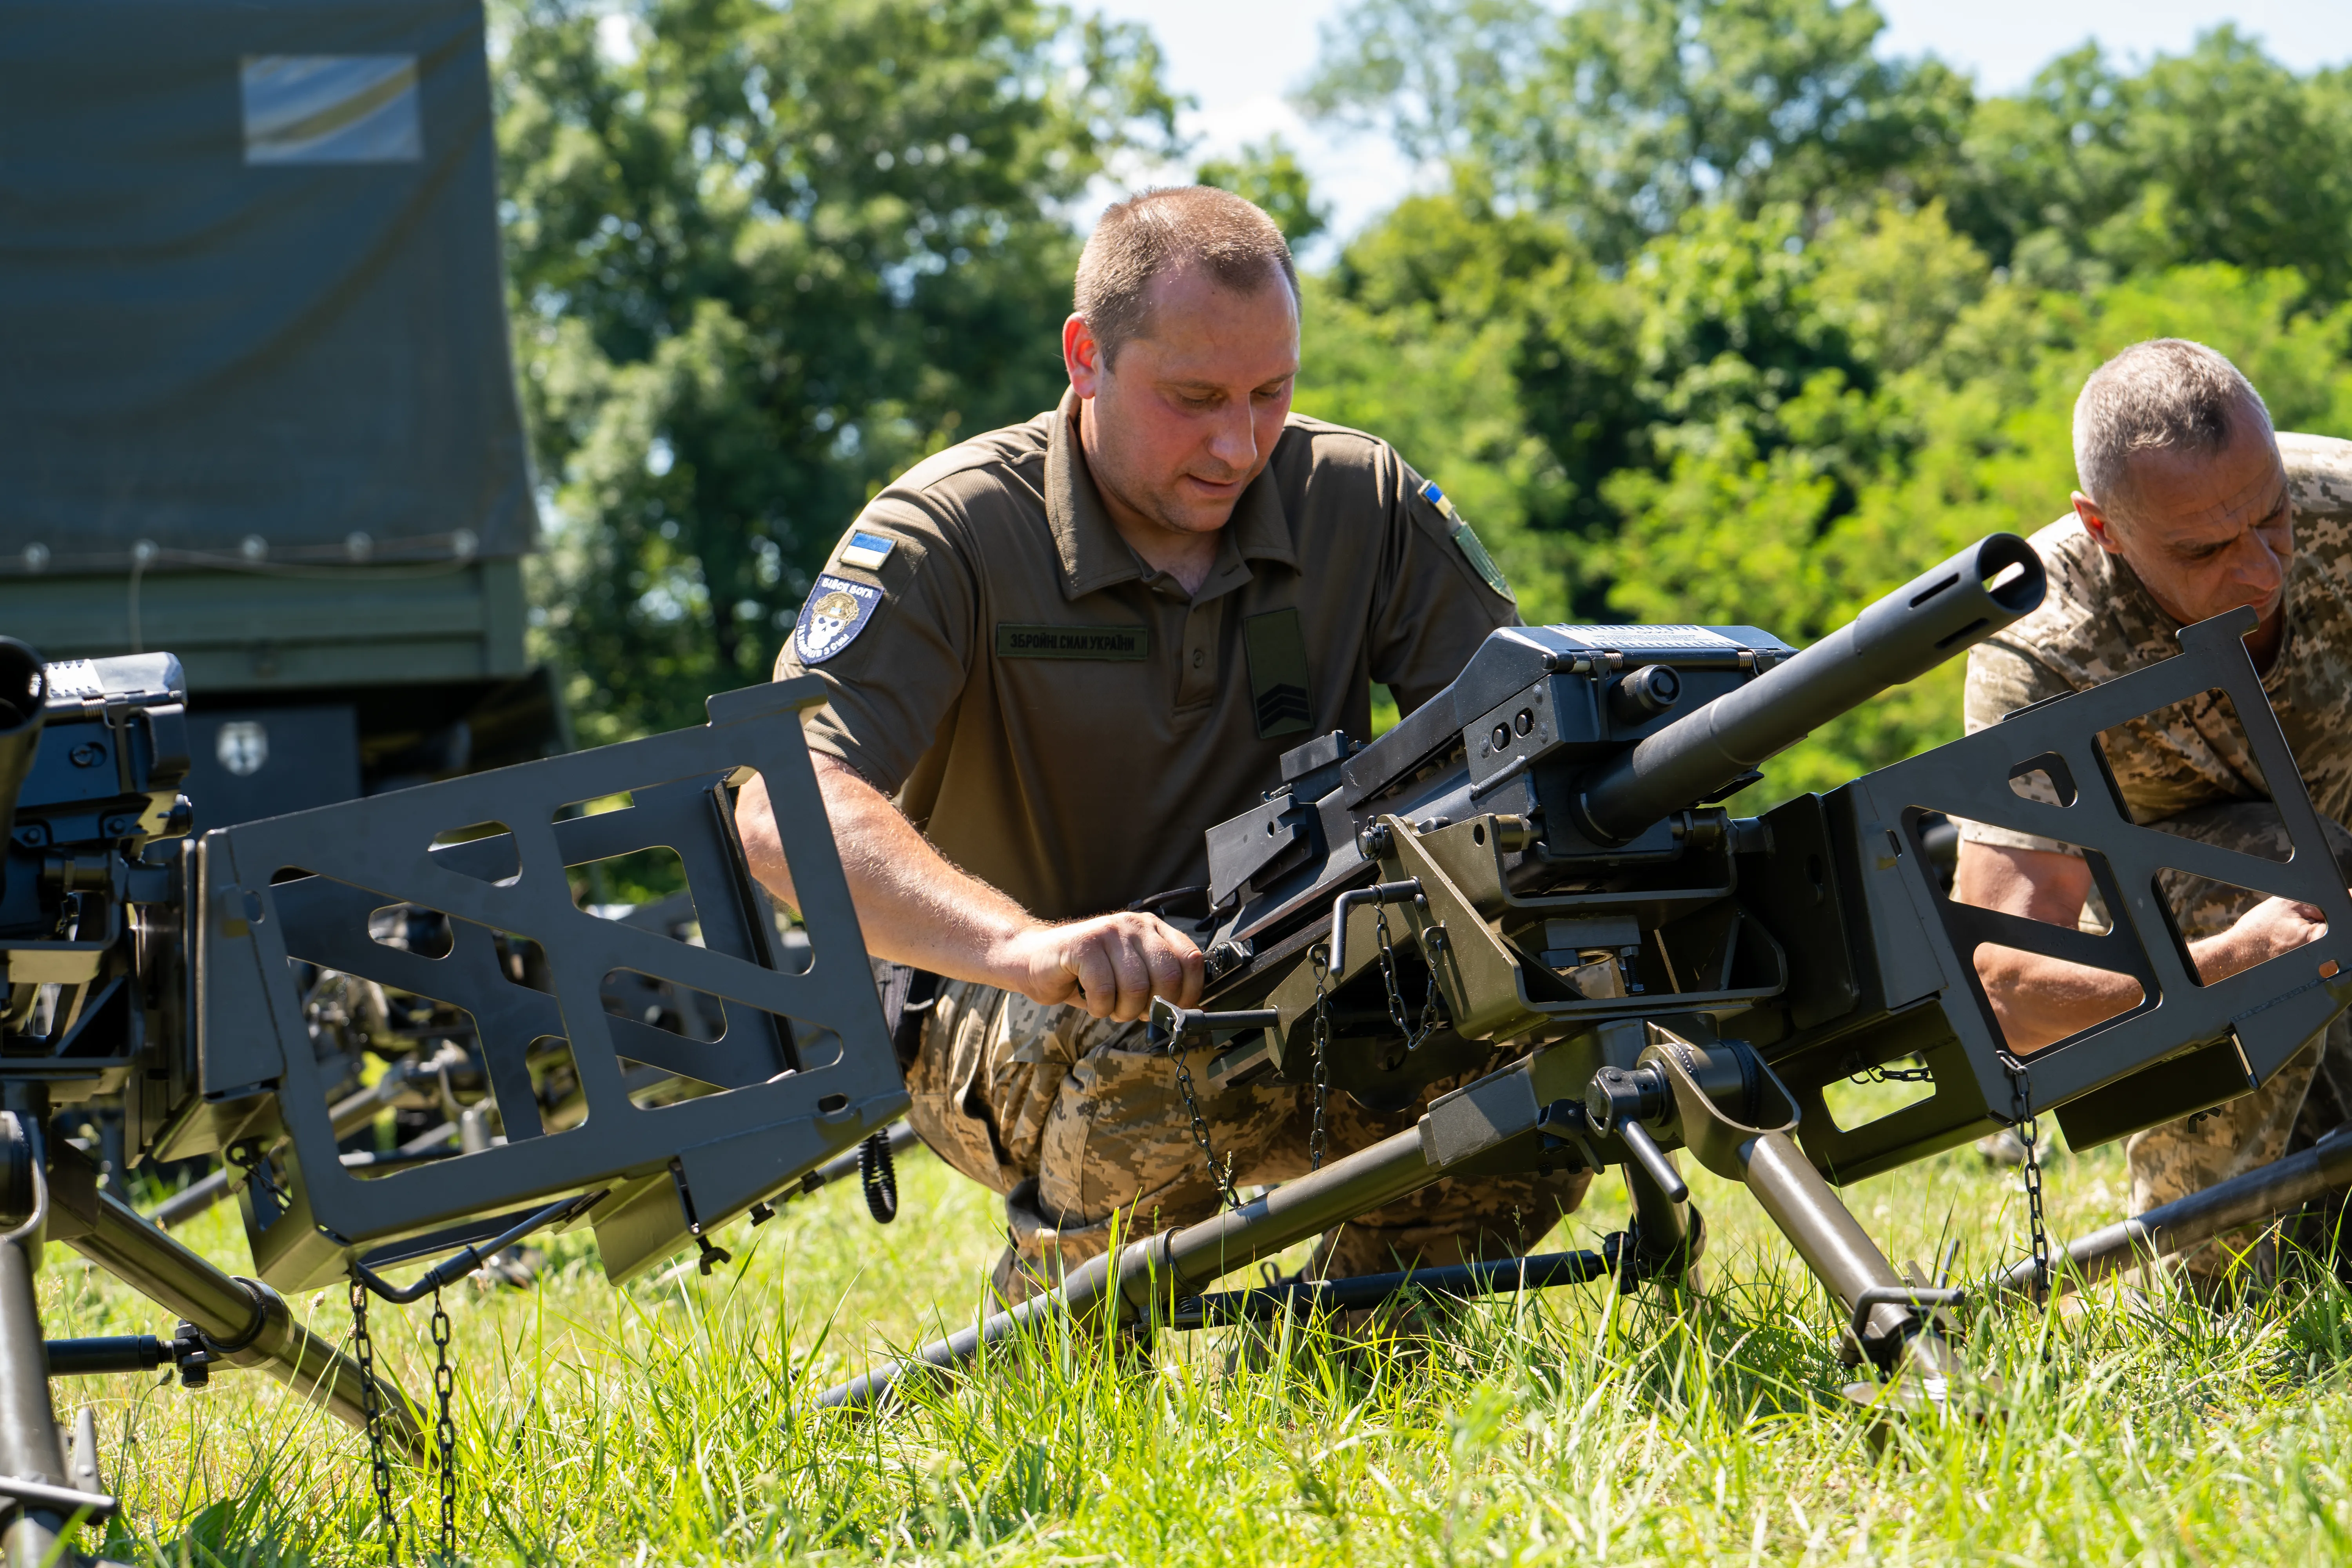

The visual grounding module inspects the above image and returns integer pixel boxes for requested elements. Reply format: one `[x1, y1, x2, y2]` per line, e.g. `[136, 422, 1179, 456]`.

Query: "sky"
[1089, 0, 2352, 259]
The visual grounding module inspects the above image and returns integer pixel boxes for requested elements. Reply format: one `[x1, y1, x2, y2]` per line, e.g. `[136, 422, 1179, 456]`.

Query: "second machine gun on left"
[0, 639, 908, 1566]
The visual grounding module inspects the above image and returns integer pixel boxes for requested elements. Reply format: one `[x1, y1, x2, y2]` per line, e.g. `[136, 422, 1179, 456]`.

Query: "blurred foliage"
[494, 0, 1178, 741]
[1196, 137, 1330, 248]
[501, 0, 2352, 802]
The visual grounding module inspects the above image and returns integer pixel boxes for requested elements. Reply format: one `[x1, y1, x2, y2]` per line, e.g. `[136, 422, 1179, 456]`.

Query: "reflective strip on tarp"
[241, 55, 423, 165]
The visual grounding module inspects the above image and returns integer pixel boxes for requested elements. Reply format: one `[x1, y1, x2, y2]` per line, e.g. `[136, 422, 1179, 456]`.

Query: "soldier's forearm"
[1975, 921, 2307, 1055]
[735, 752, 1040, 986]
[1973, 946, 2149, 1054]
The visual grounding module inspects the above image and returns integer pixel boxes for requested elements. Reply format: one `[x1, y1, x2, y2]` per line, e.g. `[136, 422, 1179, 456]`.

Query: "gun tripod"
[0, 1090, 415, 1568]
[822, 1018, 1968, 1410]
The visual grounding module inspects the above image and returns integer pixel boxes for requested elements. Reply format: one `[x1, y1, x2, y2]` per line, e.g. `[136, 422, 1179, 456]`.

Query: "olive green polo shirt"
[776, 392, 1518, 921]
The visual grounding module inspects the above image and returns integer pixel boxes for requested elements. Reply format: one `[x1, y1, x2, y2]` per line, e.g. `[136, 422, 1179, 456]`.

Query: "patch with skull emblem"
[793, 573, 882, 664]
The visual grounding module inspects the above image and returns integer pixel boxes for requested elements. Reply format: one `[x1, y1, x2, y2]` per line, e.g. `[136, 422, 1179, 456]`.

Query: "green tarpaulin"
[0, 0, 534, 573]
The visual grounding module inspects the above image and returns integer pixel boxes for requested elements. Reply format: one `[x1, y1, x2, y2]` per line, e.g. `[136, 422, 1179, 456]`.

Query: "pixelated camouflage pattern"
[2122, 803, 2352, 1279]
[903, 977, 1591, 1303]
[1956, 433, 2352, 1281]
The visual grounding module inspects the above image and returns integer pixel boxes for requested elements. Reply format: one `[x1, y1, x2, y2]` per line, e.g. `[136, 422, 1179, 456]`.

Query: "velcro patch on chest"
[995, 623, 1151, 660]
[795, 573, 882, 664]
[1243, 608, 1312, 739]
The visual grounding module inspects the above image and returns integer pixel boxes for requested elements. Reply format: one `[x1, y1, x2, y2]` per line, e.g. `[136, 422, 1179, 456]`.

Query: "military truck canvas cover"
[0, 0, 533, 572]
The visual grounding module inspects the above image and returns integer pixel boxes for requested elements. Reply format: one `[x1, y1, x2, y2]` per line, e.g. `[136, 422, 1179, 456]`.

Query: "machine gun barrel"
[1574, 534, 2045, 842]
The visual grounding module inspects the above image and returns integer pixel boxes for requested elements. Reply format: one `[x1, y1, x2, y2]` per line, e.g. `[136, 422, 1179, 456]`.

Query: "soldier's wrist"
[975, 917, 1058, 991]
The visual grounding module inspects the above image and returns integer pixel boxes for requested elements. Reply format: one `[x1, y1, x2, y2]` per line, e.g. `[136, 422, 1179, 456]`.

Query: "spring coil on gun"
[859, 1131, 899, 1224]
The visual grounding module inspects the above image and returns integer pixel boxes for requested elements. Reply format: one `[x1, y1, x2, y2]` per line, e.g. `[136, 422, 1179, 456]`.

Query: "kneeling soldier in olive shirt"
[735, 187, 1589, 1303]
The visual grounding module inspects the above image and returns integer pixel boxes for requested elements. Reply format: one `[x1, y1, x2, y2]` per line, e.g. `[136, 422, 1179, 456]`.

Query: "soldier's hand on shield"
[999, 913, 1205, 1022]
[2195, 894, 2331, 982]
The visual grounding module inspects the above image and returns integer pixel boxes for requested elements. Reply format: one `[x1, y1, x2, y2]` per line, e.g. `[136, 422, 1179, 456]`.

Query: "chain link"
[230, 1142, 291, 1208]
[430, 1288, 456, 1562]
[1307, 946, 1333, 1172]
[1848, 1060, 1935, 1086]
[2009, 1063, 2053, 1317]
[1177, 891, 1448, 1197]
[1371, 901, 1446, 1051]
[1172, 1053, 1239, 1209]
[350, 1272, 398, 1565]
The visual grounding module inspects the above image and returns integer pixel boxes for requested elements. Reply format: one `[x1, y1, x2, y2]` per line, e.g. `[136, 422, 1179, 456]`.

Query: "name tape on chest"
[795, 574, 882, 664]
[995, 623, 1150, 660]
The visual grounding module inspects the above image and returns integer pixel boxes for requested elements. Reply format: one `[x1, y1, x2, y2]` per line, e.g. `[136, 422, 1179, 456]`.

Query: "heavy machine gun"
[824, 533, 2352, 1408]
[0, 644, 907, 1565]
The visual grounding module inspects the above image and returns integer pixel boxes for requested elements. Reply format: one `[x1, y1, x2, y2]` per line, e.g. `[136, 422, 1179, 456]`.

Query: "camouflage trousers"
[902, 978, 1592, 1302]
[2122, 801, 2352, 1281]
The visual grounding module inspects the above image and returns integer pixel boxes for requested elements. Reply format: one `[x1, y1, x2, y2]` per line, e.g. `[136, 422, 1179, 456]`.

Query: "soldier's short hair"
[1074, 186, 1298, 367]
[2074, 338, 2275, 523]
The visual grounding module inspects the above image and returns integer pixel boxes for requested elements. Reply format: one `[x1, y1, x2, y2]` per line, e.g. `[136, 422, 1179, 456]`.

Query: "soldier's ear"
[1064, 314, 1105, 398]
[2074, 491, 2123, 554]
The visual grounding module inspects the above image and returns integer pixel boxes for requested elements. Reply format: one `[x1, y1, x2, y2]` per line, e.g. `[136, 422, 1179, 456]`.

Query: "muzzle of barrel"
[1574, 534, 2045, 844]
[0, 642, 47, 889]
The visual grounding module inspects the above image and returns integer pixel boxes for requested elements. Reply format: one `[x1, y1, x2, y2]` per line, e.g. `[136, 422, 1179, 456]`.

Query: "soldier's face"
[1064, 265, 1299, 538]
[2077, 416, 2294, 639]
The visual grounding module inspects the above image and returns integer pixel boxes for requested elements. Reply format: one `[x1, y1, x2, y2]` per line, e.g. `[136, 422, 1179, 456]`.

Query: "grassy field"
[41, 1116, 2352, 1566]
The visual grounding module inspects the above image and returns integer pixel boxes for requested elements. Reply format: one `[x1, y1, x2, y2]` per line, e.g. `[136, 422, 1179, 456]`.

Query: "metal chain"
[1172, 1053, 1240, 1209]
[430, 1287, 456, 1563]
[349, 1273, 398, 1565]
[1848, 1061, 1935, 1086]
[2009, 1064, 2053, 1312]
[1307, 946, 1333, 1172]
[1372, 902, 1446, 1051]
[229, 1142, 291, 1208]
[1372, 903, 1412, 1040]
[1414, 940, 1444, 1043]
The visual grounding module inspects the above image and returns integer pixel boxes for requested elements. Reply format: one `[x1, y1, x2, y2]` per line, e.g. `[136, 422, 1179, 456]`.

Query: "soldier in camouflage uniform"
[734, 187, 1588, 1306]
[1957, 337, 2352, 1288]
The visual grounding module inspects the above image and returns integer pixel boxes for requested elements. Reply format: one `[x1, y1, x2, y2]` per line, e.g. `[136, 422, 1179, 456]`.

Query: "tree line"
[497, 0, 2352, 791]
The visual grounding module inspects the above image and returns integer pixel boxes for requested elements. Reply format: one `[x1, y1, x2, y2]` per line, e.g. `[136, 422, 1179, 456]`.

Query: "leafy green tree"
[1196, 138, 1331, 248]
[1302, 0, 1972, 262]
[497, 0, 1177, 740]
[1294, 0, 1548, 166]
[1294, 2, 2352, 797]
[1951, 29, 2352, 302]
[1617, 257, 2352, 802]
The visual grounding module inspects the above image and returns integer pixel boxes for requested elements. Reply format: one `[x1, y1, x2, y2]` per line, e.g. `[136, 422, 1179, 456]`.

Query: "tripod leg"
[44, 1143, 425, 1457]
[0, 1234, 72, 1568]
[1740, 1131, 1960, 1383]
[66, 1411, 96, 1501]
[1621, 1155, 1702, 1292]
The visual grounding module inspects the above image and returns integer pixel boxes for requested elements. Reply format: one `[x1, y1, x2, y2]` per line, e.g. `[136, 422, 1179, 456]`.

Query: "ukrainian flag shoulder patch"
[1420, 480, 1513, 602]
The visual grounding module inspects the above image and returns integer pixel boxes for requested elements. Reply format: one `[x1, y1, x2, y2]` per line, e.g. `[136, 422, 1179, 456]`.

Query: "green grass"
[43, 1120, 2352, 1565]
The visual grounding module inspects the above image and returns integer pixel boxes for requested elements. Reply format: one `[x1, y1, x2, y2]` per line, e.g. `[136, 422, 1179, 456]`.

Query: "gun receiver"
[1180, 536, 2052, 1109]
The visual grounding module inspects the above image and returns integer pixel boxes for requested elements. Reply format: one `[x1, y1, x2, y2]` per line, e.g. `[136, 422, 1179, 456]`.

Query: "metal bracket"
[195, 675, 908, 1289]
[1846, 1283, 1965, 1348]
[1779, 609, 2352, 1177]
